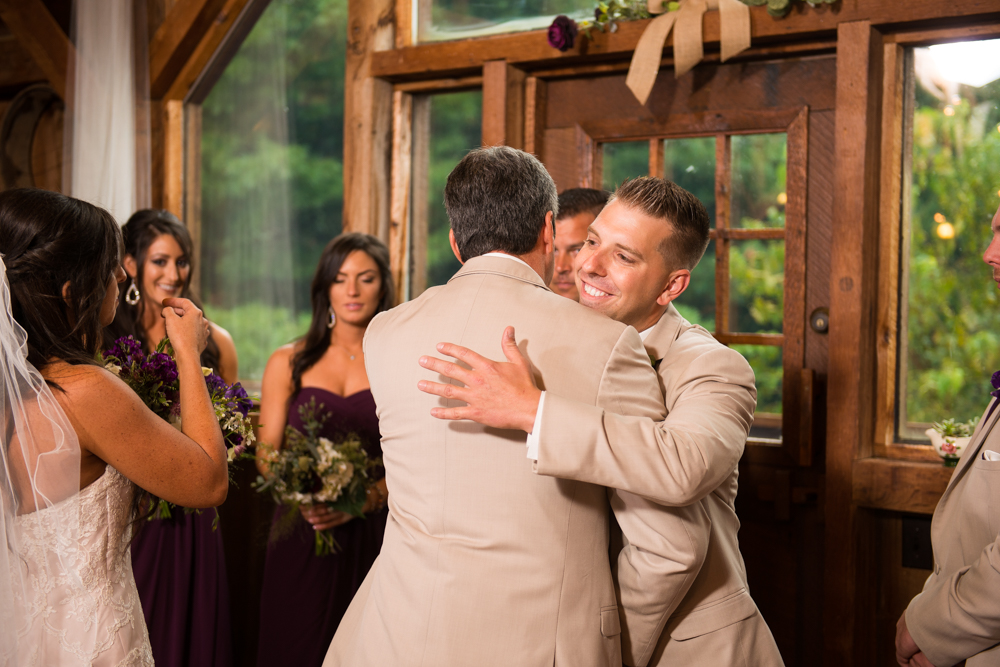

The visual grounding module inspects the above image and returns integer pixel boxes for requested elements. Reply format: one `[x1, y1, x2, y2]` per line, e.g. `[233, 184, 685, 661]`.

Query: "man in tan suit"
[324, 147, 676, 667]
[895, 202, 1000, 667]
[420, 177, 783, 667]
[549, 187, 609, 300]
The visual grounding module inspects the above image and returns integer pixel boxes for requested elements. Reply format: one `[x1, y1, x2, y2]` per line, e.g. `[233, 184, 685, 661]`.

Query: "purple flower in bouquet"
[104, 336, 144, 369]
[143, 351, 178, 385]
[547, 15, 578, 52]
[225, 382, 253, 418]
[205, 372, 226, 395]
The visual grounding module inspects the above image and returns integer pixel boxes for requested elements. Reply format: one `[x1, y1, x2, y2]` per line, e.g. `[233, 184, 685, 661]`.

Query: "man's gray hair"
[444, 146, 558, 261]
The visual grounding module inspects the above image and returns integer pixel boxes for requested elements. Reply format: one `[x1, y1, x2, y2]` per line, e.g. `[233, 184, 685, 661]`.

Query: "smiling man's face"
[983, 202, 1000, 289]
[574, 199, 677, 331]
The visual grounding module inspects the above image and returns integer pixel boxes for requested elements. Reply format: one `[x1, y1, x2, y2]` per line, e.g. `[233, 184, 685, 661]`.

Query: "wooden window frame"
[873, 22, 1000, 464]
[574, 108, 810, 465]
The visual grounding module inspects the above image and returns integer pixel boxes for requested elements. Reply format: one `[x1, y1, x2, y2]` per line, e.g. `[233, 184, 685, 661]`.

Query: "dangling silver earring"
[327, 307, 335, 329]
[125, 279, 141, 306]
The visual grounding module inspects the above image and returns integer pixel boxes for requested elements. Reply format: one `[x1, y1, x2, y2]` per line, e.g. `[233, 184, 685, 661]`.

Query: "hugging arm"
[613, 490, 711, 667]
[418, 327, 752, 506]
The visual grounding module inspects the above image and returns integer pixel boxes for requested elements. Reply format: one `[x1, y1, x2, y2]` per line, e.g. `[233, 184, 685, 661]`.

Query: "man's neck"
[629, 304, 669, 334]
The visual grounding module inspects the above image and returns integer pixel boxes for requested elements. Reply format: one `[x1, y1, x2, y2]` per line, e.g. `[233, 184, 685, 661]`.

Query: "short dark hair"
[610, 177, 711, 270]
[557, 188, 610, 221]
[444, 146, 558, 261]
[291, 233, 394, 396]
[0, 188, 122, 370]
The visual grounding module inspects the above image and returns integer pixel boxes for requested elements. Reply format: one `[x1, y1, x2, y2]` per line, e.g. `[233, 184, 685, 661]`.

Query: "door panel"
[537, 55, 835, 666]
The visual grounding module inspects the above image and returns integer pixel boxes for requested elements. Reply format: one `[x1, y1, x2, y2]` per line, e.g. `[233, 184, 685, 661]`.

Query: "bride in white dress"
[0, 188, 229, 666]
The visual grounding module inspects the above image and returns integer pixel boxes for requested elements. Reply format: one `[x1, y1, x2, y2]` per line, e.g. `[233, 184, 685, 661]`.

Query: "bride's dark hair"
[0, 188, 122, 370]
[291, 233, 393, 396]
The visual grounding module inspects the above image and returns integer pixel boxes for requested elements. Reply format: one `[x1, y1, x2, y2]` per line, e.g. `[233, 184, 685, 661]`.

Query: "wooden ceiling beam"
[0, 0, 71, 98]
[370, 0, 1000, 81]
[160, 0, 255, 101]
[0, 34, 47, 91]
[149, 0, 228, 99]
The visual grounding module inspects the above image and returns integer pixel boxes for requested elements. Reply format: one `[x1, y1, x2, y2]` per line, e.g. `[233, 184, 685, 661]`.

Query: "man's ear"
[448, 229, 464, 265]
[123, 254, 138, 279]
[656, 269, 691, 307]
[541, 211, 554, 253]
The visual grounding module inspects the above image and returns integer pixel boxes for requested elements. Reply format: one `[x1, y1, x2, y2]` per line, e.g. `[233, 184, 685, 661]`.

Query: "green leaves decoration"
[736, 0, 836, 18]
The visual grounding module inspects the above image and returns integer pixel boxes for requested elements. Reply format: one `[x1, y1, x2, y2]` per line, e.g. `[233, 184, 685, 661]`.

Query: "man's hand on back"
[417, 326, 540, 433]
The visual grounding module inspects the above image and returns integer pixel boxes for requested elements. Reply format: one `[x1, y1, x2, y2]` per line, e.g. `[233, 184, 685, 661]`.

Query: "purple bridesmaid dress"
[131, 507, 233, 667]
[255, 387, 387, 667]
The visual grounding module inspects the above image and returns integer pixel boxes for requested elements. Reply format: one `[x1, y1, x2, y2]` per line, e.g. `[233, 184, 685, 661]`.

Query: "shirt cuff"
[525, 391, 546, 460]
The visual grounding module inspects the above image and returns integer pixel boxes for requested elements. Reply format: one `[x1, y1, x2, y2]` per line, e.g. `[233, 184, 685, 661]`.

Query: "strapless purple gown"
[256, 387, 387, 667]
[131, 507, 233, 667]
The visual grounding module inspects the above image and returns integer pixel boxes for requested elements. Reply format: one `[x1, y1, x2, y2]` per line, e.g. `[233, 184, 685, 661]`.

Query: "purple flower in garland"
[143, 351, 178, 385]
[547, 15, 578, 52]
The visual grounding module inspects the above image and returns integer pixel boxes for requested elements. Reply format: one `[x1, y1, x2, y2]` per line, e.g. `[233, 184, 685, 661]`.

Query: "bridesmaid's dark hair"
[106, 208, 220, 370]
[291, 233, 393, 396]
[0, 188, 122, 370]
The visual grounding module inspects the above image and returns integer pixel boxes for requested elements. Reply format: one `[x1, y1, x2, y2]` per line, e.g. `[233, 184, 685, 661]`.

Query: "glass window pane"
[732, 345, 783, 439]
[418, 0, 594, 42]
[731, 133, 787, 229]
[664, 136, 716, 227]
[675, 239, 716, 331]
[729, 239, 784, 334]
[602, 141, 649, 191]
[898, 39, 1000, 440]
[418, 90, 482, 292]
[201, 0, 345, 388]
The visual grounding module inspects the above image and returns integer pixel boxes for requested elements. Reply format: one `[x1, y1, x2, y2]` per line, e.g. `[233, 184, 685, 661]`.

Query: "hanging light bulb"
[937, 222, 955, 239]
[776, 192, 787, 205]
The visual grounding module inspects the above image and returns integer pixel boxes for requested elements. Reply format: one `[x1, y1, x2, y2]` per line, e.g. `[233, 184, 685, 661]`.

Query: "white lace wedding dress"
[10, 465, 154, 666]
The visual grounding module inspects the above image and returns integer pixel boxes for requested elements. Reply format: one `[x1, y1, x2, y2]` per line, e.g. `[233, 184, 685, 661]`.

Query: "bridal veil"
[0, 255, 96, 664]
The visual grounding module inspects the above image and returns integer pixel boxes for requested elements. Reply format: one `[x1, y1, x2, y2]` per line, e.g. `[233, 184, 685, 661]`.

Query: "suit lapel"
[943, 399, 1000, 494]
[642, 304, 685, 365]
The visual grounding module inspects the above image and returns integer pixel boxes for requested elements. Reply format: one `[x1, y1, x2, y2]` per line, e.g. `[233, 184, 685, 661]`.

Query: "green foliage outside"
[426, 0, 593, 36]
[200, 0, 347, 383]
[425, 92, 482, 289]
[902, 76, 1000, 430]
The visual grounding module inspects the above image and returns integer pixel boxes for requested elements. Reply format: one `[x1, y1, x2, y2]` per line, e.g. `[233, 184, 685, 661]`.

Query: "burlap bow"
[625, 0, 751, 104]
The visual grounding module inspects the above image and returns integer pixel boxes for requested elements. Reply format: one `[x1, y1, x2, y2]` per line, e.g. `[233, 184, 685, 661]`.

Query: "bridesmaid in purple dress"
[256, 233, 393, 667]
[107, 210, 239, 667]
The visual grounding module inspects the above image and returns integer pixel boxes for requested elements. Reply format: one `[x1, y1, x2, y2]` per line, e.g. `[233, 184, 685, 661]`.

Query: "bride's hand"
[301, 504, 353, 531]
[161, 297, 209, 357]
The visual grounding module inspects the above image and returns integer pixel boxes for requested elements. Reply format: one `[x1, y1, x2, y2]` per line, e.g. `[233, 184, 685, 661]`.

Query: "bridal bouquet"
[255, 397, 381, 555]
[100, 335, 255, 519]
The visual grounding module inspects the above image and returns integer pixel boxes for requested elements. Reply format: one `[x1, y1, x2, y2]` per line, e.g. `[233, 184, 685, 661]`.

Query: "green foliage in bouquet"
[100, 335, 255, 525]
[255, 397, 381, 555]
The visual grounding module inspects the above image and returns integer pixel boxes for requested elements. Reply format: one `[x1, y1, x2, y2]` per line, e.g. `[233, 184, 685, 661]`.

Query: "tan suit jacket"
[323, 256, 666, 667]
[906, 399, 1000, 667]
[535, 305, 783, 667]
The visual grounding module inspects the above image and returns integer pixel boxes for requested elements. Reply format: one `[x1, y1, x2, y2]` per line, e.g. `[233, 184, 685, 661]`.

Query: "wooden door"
[533, 56, 836, 665]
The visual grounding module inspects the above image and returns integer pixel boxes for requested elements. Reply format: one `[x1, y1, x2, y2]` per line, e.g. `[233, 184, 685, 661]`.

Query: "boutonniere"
[991, 370, 1000, 398]
[649, 354, 661, 371]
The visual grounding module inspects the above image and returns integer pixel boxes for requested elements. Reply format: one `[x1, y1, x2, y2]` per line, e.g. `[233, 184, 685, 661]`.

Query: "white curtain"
[65, 0, 150, 224]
